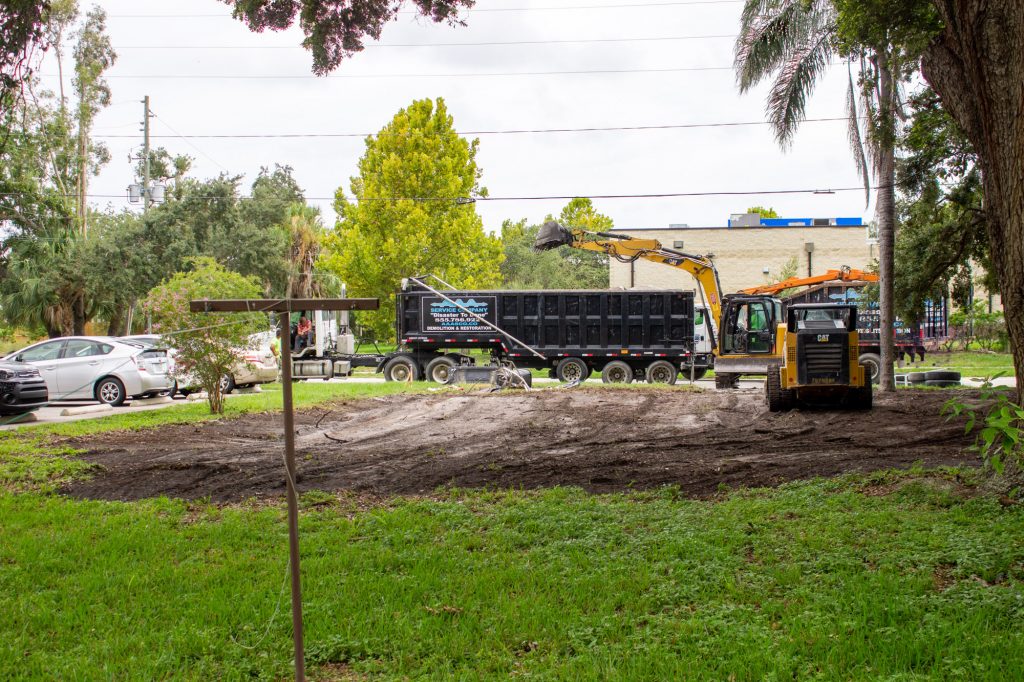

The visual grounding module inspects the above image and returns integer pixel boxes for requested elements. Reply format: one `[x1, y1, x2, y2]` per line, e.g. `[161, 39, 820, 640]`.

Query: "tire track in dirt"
[61, 388, 978, 502]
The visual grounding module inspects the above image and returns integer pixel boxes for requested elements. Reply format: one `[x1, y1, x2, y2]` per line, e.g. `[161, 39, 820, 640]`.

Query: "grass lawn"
[1, 385, 1022, 679]
[903, 351, 1014, 380]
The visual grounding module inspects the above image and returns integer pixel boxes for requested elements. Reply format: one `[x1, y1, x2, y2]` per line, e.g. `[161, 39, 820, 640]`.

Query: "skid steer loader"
[766, 303, 872, 411]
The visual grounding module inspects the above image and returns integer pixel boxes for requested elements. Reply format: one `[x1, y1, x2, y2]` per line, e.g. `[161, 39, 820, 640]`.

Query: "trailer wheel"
[383, 355, 421, 382]
[556, 357, 590, 383]
[646, 360, 678, 385]
[425, 356, 457, 384]
[601, 360, 633, 384]
[858, 353, 882, 384]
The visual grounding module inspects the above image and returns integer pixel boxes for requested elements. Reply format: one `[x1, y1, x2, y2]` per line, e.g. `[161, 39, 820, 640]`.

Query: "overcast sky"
[41, 0, 874, 232]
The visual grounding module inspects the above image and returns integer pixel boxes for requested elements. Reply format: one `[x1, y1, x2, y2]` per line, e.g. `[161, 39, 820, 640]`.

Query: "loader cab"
[719, 295, 782, 357]
[785, 303, 858, 386]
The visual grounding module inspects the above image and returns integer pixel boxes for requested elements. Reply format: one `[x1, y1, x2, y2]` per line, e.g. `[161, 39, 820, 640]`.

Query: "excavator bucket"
[534, 221, 573, 251]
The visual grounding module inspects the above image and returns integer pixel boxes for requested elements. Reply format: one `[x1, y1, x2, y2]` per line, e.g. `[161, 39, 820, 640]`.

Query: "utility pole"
[188, 297, 379, 682]
[142, 95, 152, 213]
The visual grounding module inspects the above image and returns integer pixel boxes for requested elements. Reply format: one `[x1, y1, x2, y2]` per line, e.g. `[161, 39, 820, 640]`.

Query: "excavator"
[535, 222, 873, 409]
[738, 267, 878, 296]
[534, 221, 784, 388]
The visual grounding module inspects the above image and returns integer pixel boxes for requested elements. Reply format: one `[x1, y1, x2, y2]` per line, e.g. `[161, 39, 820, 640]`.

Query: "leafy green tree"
[284, 203, 327, 298]
[894, 88, 991, 323]
[144, 258, 265, 415]
[734, 0, 939, 392]
[500, 199, 612, 289]
[746, 206, 779, 218]
[920, 0, 1024, 402]
[226, 0, 474, 74]
[0, 1, 50, 112]
[321, 97, 503, 339]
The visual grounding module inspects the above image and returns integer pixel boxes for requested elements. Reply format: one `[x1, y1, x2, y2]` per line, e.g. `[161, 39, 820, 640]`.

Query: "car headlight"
[0, 370, 11, 380]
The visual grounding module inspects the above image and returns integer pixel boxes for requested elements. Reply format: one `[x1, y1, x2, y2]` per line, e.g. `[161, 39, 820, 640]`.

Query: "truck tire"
[907, 372, 928, 384]
[383, 355, 421, 382]
[646, 360, 678, 385]
[858, 353, 882, 384]
[425, 356, 457, 384]
[601, 360, 633, 384]
[925, 379, 960, 388]
[765, 365, 795, 412]
[556, 357, 590, 383]
[925, 370, 961, 382]
[714, 372, 739, 389]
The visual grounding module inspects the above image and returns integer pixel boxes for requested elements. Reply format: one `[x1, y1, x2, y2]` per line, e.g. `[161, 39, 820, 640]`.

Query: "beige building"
[608, 222, 877, 294]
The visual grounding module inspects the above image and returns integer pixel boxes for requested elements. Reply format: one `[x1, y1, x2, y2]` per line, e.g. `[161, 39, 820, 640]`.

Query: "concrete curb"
[132, 396, 174, 406]
[3, 412, 38, 424]
[59, 404, 114, 417]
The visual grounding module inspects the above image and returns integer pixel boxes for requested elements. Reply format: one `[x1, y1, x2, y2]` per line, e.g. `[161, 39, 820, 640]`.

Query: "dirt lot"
[61, 387, 978, 502]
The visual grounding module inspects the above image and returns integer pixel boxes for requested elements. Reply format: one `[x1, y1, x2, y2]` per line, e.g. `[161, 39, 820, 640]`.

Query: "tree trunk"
[72, 295, 87, 336]
[875, 50, 897, 393]
[922, 0, 1024, 404]
[106, 305, 128, 337]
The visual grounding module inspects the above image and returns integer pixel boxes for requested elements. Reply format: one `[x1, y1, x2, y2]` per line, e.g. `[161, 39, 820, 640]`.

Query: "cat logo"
[817, 334, 830, 342]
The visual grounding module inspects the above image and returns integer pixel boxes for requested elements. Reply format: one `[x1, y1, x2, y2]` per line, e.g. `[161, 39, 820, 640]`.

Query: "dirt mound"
[61, 387, 977, 502]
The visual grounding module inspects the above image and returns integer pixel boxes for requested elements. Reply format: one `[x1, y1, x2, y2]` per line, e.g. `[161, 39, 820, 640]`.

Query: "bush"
[143, 258, 266, 414]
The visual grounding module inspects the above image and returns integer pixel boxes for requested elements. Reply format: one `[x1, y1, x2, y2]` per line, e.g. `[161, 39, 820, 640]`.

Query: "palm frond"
[846, 61, 870, 206]
[766, 29, 833, 146]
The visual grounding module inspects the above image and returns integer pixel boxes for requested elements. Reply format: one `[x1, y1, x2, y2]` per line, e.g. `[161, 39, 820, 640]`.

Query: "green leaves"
[943, 379, 1024, 474]
[320, 98, 503, 340]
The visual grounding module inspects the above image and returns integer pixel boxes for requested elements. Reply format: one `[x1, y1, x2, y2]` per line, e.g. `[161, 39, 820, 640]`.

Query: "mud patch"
[60, 387, 978, 502]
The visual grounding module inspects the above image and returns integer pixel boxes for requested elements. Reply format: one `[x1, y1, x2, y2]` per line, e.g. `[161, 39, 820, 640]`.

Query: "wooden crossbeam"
[188, 298, 379, 313]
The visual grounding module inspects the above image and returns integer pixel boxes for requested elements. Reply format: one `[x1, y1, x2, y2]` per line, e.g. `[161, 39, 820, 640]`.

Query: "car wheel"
[220, 374, 236, 394]
[95, 377, 127, 407]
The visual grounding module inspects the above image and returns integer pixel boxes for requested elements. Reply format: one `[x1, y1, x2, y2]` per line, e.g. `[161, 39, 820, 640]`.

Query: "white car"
[7, 336, 173, 406]
[124, 333, 278, 395]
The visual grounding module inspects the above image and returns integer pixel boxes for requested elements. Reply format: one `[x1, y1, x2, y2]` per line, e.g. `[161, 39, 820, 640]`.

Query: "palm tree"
[284, 203, 325, 299]
[734, 0, 900, 392]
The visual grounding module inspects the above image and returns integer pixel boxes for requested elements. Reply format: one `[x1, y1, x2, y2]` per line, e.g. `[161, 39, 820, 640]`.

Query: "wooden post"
[188, 298, 379, 682]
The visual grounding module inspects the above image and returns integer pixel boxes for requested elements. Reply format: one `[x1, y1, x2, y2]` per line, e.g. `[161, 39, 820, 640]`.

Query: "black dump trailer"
[380, 282, 700, 384]
[781, 282, 948, 382]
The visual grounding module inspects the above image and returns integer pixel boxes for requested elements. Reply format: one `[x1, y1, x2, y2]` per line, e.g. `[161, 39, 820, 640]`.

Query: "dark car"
[0, 360, 49, 415]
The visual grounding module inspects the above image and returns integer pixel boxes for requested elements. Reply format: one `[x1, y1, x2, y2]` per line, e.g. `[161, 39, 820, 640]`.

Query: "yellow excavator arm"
[534, 221, 726, 338]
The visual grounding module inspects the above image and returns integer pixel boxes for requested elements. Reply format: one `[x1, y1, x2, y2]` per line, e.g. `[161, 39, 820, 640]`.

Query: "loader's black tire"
[925, 379, 960, 388]
[849, 376, 873, 409]
[765, 365, 795, 412]
[601, 360, 634, 384]
[646, 360, 678, 385]
[425, 356, 457, 384]
[907, 372, 928, 384]
[858, 353, 882, 384]
[556, 357, 591, 383]
[715, 372, 740, 389]
[925, 370, 961, 382]
[383, 354, 421, 382]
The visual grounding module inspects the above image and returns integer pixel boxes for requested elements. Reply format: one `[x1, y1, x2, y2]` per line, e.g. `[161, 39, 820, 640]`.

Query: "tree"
[144, 258, 265, 414]
[734, 0, 938, 392]
[894, 88, 991, 323]
[224, 0, 474, 74]
[320, 97, 503, 339]
[0, 1, 51, 115]
[746, 205, 779, 218]
[284, 203, 326, 298]
[920, 1, 1024, 403]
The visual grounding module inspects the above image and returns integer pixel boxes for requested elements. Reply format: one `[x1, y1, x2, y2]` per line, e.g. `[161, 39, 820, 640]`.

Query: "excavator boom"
[739, 267, 878, 296]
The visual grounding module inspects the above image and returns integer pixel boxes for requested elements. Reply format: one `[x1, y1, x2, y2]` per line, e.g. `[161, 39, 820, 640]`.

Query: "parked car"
[124, 333, 278, 395]
[0, 360, 49, 416]
[6, 337, 173, 406]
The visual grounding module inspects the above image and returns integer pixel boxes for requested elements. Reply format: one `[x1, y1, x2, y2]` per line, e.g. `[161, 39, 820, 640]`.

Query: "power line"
[106, 1, 745, 19]
[113, 34, 737, 49]
[0, 186, 880, 203]
[92, 117, 850, 140]
[83, 65, 736, 80]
